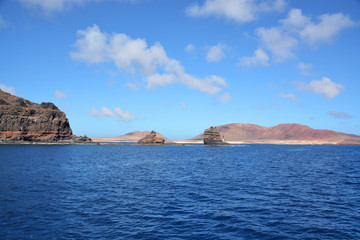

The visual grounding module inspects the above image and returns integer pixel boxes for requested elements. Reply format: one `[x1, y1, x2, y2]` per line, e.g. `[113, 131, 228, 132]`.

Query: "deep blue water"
[0, 144, 360, 239]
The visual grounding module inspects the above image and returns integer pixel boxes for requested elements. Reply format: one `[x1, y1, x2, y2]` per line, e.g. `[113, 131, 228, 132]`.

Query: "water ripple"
[1, 144, 360, 239]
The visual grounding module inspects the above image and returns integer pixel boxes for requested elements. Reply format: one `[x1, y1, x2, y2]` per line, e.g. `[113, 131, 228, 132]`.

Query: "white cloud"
[89, 106, 136, 120]
[0, 14, 8, 29]
[247, 8, 357, 65]
[256, 27, 298, 62]
[18, 0, 137, 14]
[239, 48, 269, 66]
[0, 84, 16, 95]
[282, 8, 357, 45]
[281, 8, 311, 32]
[298, 62, 312, 76]
[18, 0, 87, 14]
[278, 92, 299, 102]
[186, 0, 286, 23]
[55, 90, 67, 99]
[296, 77, 344, 99]
[185, 44, 195, 53]
[206, 44, 226, 62]
[328, 111, 352, 119]
[219, 92, 232, 103]
[114, 107, 136, 120]
[300, 13, 356, 45]
[71, 24, 227, 95]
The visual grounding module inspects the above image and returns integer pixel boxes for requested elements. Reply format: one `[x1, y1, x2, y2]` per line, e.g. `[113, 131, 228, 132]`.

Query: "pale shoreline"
[91, 137, 358, 145]
[1, 138, 357, 145]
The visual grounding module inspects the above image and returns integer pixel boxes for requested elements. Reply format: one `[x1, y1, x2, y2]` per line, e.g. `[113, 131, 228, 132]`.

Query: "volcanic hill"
[92, 131, 174, 143]
[187, 123, 360, 145]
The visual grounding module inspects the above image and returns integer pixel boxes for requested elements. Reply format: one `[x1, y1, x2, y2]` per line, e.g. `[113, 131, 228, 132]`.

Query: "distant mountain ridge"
[92, 131, 174, 143]
[189, 123, 360, 145]
[93, 123, 360, 145]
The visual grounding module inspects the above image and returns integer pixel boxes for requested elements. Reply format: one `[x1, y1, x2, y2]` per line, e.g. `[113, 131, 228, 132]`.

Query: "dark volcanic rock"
[203, 126, 228, 146]
[0, 89, 92, 143]
[137, 130, 165, 145]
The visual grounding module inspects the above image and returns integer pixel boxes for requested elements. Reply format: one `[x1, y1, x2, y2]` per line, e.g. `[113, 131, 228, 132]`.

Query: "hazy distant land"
[92, 123, 360, 145]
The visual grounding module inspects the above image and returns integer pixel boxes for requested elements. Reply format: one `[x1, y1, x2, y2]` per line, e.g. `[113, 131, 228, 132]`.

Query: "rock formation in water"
[137, 130, 165, 145]
[203, 126, 228, 146]
[0, 89, 92, 143]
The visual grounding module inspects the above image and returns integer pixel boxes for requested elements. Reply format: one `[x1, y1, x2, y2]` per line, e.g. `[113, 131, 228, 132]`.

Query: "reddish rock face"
[0, 89, 91, 143]
[192, 123, 360, 145]
[137, 131, 165, 145]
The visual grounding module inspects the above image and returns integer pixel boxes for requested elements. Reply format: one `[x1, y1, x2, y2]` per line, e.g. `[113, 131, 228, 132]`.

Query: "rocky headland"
[0, 89, 92, 143]
[137, 130, 165, 145]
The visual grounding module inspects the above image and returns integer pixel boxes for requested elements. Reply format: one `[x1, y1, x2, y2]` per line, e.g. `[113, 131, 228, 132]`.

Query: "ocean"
[0, 144, 359, 239]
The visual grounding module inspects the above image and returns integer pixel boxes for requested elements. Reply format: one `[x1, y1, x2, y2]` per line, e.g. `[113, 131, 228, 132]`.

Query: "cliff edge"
[0, 89, 91, 143]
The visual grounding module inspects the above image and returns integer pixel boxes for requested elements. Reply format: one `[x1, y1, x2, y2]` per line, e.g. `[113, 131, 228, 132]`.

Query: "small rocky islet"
[203, 126, 230, 146]
[137, 131, 165, 145]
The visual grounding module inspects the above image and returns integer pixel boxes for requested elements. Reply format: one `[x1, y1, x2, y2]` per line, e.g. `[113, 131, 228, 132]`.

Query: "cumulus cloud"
[0, 83, 16, 95]
[89, 106, 136, 120]
[206, 44, 226, 62]
[328, 111, 352, 119]
[256, 27, 298, 62]
[186, 0, 286, 23]
[71, 24, 227, 95]
[185, 44, 195, 53]
[239, 48, 269, 66]
[55, 90, 67, 99]
[282, 9, 357, 45]
[278, 92, 299, 102]
[295, 77, 344, 99]
[298, 62, 312, 76]
[244, 8, 356, 65]
[219, 92, 232, 103]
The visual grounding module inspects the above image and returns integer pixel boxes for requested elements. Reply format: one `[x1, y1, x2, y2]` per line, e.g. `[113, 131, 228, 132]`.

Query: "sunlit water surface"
[1, 144, 359, 239]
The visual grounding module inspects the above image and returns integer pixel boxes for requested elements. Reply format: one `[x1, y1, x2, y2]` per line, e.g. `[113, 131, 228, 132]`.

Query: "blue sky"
[1, 0, 359, 139]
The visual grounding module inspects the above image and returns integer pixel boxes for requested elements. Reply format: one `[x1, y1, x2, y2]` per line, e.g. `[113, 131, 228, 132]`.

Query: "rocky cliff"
[190, 123, 360, 145]
[0, 89, 91, 143]
[137, 131, 165, 145]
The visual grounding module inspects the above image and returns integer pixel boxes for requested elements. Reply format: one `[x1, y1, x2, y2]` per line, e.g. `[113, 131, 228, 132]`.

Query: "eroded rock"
[203, 126, 228, 146]
[137, 130, 165, 145]
[0, 89, 92, 143]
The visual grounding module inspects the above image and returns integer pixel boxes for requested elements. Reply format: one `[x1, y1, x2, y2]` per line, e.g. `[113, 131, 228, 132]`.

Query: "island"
[137, 130, 165, 145]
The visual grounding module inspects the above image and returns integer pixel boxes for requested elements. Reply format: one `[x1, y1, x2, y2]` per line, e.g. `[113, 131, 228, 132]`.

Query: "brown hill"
[0, 89, 91, 143]
[92, 131, 174, 143]
[187, 123, 360, 145]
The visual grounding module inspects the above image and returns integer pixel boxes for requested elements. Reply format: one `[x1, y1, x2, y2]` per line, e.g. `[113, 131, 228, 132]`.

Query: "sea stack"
[203, 126, 228, 146]
[0, 89, 92, 143]
[137, 130, 165, 145]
